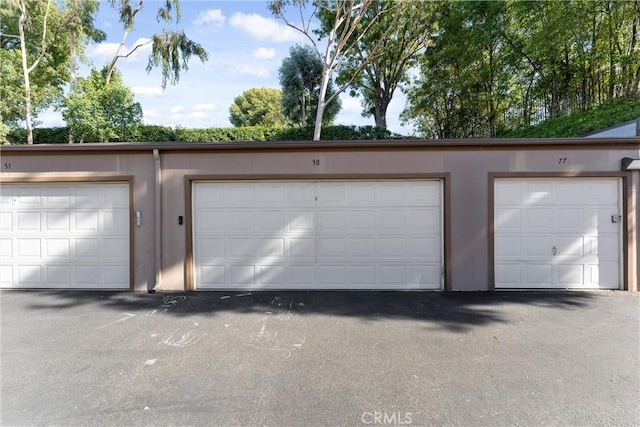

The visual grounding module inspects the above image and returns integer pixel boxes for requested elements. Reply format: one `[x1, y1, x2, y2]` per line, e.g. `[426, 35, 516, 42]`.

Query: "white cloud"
[88, 37, 152, 62]
[190, 111, 209, 120]
[171, 105, 185, 114]
[253, 47, 276, 60]
[236, 64, 270, 78]
[229, 13, 303, 42]
[193, 9, 225, 28]
[144, 110, 160, 118]
[132, 86, 164, 97]
[193, 103, 217, 112]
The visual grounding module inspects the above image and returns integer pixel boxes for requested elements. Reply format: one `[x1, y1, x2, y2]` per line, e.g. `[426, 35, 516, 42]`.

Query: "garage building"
[1, 138, 638, 292]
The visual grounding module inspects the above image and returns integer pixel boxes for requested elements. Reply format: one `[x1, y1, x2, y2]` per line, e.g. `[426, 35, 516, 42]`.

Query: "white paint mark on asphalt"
[220, 295, 230, 300]
[236, 293, 252, 297]
[147, 295, 187, 316]
[162, 332, 201, 348]
[96, 313, 136, 329]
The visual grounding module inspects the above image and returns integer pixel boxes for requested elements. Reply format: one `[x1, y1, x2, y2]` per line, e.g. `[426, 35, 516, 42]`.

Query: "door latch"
[611, 214, 622, 223]
[552, 246, 557, 256]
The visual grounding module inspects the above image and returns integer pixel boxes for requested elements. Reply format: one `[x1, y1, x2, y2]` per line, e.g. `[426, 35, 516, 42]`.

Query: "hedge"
[6, 125, 393, 145]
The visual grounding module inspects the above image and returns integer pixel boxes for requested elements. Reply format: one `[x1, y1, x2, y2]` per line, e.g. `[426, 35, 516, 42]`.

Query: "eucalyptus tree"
[269, 0, 401, 140]
[322, 0, 435, 129]
[105, 0, 208, 88]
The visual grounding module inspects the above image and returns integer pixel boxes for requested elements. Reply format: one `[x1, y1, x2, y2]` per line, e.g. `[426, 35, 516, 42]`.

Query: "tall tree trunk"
[313, 68, 331, 141]
[373, 97, 389, 129]
[69, 31, 76, 143]
[18, 4, 33, 145]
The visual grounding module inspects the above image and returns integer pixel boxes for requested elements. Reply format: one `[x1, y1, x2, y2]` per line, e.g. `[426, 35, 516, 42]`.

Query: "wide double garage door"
[192, 180, 443, 290]
[494, 177, 623, 289]
[0, 182, 130, 289]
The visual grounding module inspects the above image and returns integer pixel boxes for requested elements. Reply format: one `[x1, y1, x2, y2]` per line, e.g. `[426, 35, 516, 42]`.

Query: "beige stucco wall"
[0, 152, 157, 291]
[1, 141, 638, 291]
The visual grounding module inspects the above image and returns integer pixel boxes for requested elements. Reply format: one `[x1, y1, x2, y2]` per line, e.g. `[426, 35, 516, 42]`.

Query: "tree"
[278, 45, 341, 127]
[229, 88, 287, 127]
[1, 0, 102, 144]
[105, 0, 208, 88]
[323, 0, 435, 129]
[269, 0, 400, 140]
[60, 67, 142, 143]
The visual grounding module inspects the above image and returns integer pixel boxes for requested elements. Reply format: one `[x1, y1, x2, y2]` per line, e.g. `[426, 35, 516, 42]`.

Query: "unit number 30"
[312, 159, 320, 166]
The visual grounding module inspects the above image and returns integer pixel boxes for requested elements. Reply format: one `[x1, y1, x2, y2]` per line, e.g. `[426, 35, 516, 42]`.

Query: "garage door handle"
[552, 246, 557, 256]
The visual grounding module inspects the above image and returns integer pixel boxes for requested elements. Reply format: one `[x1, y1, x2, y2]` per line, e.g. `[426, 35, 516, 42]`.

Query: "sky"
[39, 0, 414, 135]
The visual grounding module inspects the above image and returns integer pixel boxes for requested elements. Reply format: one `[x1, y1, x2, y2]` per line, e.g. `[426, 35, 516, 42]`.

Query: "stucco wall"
[1, 140, 638, 291]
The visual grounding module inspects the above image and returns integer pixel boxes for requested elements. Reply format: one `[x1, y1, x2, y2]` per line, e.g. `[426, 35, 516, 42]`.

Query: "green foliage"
[498, 97, 640, 138]
[279, 45, 341, 126]
[0, 0, 72, 126]
[404, 0, 640, 138]
[324, 0, 433, 129]
[60, 67, 142, 142]
[107, 0, 208, 88]
[6, 127, 69, 144]
[6, 125, 392, 144]
[229, 88, 287, 127]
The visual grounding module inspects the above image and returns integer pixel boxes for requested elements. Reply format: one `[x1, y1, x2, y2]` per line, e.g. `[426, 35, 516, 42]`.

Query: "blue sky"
[40, 0, 413, 134]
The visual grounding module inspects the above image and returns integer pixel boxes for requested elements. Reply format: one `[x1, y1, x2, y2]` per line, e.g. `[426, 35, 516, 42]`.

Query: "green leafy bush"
[6, 124, 392, 144]
[498, 97, 640, 138]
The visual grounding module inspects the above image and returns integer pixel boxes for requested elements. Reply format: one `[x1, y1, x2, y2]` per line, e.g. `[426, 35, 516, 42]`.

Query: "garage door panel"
[45, 265, 69, 285]
[45, 239, 70, 258]
[0, 239, 12, 258]
[17, 212, 41, 231]
[495, 236, 521, 258]
[1, 183, 130, 289]
[495, 264, 522, 285]
[258, 211, 287, 231]
[260, 238, 285, 258]
[318, 210, 346, 233]
[378, 237, 406, 258]
[555, 235, 585, 258]
[587, 181, 619, 204]
[226, 211, 255, 233]
[408, 237, 440, 259]
[555, 264, 585, 286]
[16, 238, 41, 258]
[524, 235, 553, 257]
[408, 209, 440, 233]
[495, 208, 522, 231]
[0, 212, 12, 231]
[318, 238, 345, 259]
[17, 265, 42, 286]
[348, 238, 375, 258]
[199, 265, 225, 287]
[347, 210, 375, 232]
[289, 211, 315, 232]
[193, 180, 443, 290]
[103, 238, 129, 259]
[0, 265, 13, 286]
[46, 211, 71, 231]
[495, 178, 621, 289]
[524, 264, 553, 285]
[289, 238, 314, 259]
[523, 208, 553, 230]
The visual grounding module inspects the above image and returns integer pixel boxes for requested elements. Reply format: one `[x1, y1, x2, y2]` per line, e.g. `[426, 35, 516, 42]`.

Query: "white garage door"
[193, 180, 443, 290]
[494, 178, 622, 289]
[0, 183, 130, 289]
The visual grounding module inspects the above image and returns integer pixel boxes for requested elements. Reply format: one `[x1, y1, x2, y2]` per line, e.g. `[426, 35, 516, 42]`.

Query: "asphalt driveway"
[1, 290, 639, 426]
